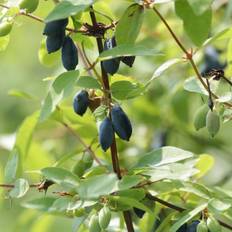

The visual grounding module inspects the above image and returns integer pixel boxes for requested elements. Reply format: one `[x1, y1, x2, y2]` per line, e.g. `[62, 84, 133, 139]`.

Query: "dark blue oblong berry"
[177, 223, 188, 232]
[111, 105, 132, 141]
[133, 207, 145, 218]
[121, 56, 136, 67]
[62, 36, 78, 71]
[73, 90, 89, 116]
[99, 117, 114, 151]
[102, 58, 120, 75]
[102, 37, 120, 75]
[46, 30, 65, 54]
[201, 46, 227, 77]
[43, 18, 68, 36]
[187, 220, 200, 232]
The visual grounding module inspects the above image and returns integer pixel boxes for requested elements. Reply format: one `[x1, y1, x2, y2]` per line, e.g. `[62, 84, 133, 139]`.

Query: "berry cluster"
[73, 90, 132, 151]
[102, 36, 136, 75]
[43, 19, 78, 71]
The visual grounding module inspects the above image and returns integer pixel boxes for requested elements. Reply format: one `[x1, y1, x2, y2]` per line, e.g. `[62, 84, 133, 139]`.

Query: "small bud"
[206, 110, 220, 137]
[207, 216, 221, 232]
[99, 206, 111, 229]
[89, 214, 101, 232]
[193, 105, 208, 131]
[197, 221, 208, 232]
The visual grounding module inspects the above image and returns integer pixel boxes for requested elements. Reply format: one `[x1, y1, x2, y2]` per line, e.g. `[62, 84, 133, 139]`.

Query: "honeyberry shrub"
[1, 0, 232, 231]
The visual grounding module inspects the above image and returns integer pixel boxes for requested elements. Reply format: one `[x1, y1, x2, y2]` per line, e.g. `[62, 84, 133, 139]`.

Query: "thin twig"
[61, 122, 102, 166]
[76, 44, 93, 76]
[153, 6, 232, 109]
[81, 42, 102, 82]
[222, 75, 232, 86]
[0, 183, 40, 188]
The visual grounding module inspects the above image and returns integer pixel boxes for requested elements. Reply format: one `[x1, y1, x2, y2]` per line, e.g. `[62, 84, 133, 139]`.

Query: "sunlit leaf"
[9, 178, 29, 198]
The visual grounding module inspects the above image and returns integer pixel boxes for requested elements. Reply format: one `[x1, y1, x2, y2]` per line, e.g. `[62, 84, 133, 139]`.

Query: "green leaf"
[170, 203, 208, 232]
[203, 27, 232, 47]
[149, 58, 184, 82]
[195, 154, 214, 179]
[38, 38, 60, 67]
[180, 182, 211, 199]
[197, 221, 208, 232]
[193, 105, 209, 131]
[135, 146, 194, 168]
[115, 4, 144, 45]
[175, 0, 212, 46]
[41, 167, 80, 189]
[39, 71, 79, 122]
[48, 197, 71, 212]
[15, 111, 39, 159]
[9, 178, 29, 198]
[184, 77, 208, 95]
[99, 206, 111, 230]
[78, 173, 118, 200]
[8, 89, 35, 100]
[227, 39, 232, 75]
[45, 0, 93, 22]
[99, 44, 162, 61]
[154, 0, 174, 3]
[93, 105, 108, 123]
[117, 189, 145, 201]
[5, 112, 39, 182]
[111, 80, 145, 100]
[0, 35, 10, 52]
[76, 76, 101, 89]
[4, 149, 21, 183]
[206, 110, 220, 138]
[145, 163, 198, 182]
[209, 198, 231, 212]
[72, 216, 87, 232]
[207, 215, 222, 232]
[118, 175, 143, 191]
[23, 197, 56, 211]
[187, 0, 213, 15]
[108, 196, 153, 214]
[155, 212, 176, 232]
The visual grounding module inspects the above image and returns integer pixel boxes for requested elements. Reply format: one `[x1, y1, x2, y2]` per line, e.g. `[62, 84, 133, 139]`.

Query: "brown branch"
[89, 6, 134, 232]
[0, 183, 40, 188]
[147, 194, 185, 212]
[153, 6, 232, 109]
[222, 75, 232, 86]
[61, 122, 102, 166]
[146, 194, 232, 230]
